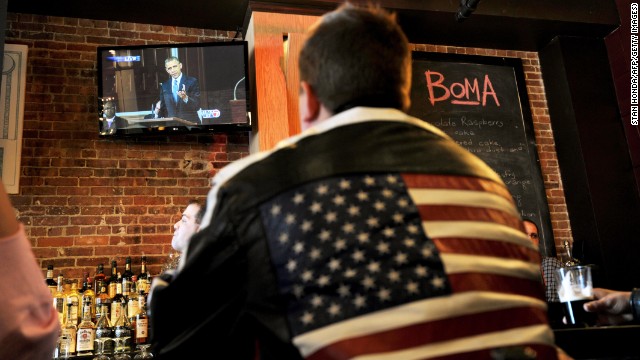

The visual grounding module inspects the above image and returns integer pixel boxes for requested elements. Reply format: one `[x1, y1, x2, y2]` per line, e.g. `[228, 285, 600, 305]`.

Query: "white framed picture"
[0, 43, 27, 194]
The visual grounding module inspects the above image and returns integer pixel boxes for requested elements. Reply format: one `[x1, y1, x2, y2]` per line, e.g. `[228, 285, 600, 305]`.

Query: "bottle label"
[96, 327, 113, 338]
[58, 335, 72, 357]
[69, 302, 79, 324]
[110, 303, 122, 325]
[114, 327, 132, 338]
[136, 318, 148, 341]
[137, 279, 150, 294]
[76, 328, 95, 351]
[61, 328, 77, 353]
[127, 299, 139, 318]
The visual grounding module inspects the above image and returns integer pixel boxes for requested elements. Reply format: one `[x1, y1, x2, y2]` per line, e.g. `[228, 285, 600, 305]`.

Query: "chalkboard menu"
[408, 52, 555, 256]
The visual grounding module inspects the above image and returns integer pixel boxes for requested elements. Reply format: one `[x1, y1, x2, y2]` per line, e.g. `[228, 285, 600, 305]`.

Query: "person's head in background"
[103, 100, 116, 119]
[297, 2, 411, 130]
[172, 200, 202, 253]
[523, 218, 540, 247]
[165, 56, 183, 80]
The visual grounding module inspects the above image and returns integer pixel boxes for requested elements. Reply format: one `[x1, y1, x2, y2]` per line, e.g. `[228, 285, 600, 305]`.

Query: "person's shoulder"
[542, 256, 563, 267]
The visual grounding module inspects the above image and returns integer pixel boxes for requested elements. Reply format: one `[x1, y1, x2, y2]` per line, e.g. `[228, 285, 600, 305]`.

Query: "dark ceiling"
[7, 0, 621, 51]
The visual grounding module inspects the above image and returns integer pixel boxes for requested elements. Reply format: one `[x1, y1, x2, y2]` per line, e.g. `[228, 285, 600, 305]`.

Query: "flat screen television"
[97, 41, 251, 137]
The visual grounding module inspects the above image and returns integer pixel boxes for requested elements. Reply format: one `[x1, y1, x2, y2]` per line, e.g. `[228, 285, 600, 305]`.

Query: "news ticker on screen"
[632, 3, 639, 125]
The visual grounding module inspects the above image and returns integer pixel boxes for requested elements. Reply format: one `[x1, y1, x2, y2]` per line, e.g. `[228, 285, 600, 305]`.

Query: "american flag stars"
[260, 173, 451, 336]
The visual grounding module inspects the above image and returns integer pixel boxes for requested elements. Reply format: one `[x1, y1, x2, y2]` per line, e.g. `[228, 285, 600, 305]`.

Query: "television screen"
[97, 41, 250, 136]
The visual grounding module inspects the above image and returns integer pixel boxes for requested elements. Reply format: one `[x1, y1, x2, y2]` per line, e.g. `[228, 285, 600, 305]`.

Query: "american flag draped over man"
[261, 170, 551, 359]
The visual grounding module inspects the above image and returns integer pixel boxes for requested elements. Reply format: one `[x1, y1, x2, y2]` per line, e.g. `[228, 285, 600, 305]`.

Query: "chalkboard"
[408, 52, 555, 257]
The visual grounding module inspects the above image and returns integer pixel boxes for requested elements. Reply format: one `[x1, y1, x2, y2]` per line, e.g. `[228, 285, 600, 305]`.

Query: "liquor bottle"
[126, 277, 139, 320]
[76, 297, 96, 356]
[113, 301, 133, 353]
[62, 279, 71, 296]
[137, 256, 151, 296]
[94, 263, 107, 295]
[54, 331, 72, 359]
[95, 302, 115, 355]
[122, 256, 135, 297]
[81, 276, 96, 322]
[110, 279, 126, 325]
[65, 280, 81, 325]
[45, 264, 57, 296]
[135, 291, 149, 345]
[79, 272, 89, 295]
[95, 281, 112, 322]
[52, 274, 66, 325]
[108, 260, 119, 298]
[60, 299, 77, 356]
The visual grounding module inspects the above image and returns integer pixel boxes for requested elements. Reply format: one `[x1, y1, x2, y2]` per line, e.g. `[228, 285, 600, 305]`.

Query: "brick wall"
[6, 13, 572, 284]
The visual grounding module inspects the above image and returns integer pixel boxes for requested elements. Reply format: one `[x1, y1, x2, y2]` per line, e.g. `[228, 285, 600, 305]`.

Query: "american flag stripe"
[430, 344, 557, 360]
[416, 205, 523, 230]
[305, 314, 549, 360]
[347, 325, 554, 360]
[447, 273, 545, 299]
[407, 188, 520, 218]
[422, 220, 533, 248]
[401, 174, 513, 201]
[432, 237, 538, 262]
[441, 254, 540, 280]
[294, 292, 547, 358]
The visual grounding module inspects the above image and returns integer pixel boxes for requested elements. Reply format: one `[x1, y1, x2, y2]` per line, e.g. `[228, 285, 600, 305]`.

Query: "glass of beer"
[555, 265, 597, 327]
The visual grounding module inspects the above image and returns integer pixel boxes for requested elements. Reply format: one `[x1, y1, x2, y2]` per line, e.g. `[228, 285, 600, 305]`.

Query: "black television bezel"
[96, 41, 252, 137]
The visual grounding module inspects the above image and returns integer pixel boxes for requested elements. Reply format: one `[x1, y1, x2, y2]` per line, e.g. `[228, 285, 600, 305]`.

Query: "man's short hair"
[194, 200, 206, 225]
[298, 3, 412, 113]
[165, 56, 180, 66]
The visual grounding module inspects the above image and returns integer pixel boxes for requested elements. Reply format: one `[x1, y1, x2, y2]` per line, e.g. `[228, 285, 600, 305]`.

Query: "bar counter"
[554, 325, 640, 359]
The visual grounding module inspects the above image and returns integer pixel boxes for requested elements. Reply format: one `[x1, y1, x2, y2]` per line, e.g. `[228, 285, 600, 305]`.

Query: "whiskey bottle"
[61, 300, 77, 356]
[137, 256, 150, 296]
[45, 264, 57, 296]
[122, 256, 135, 297]
[94, 263, 107, 295]
[65, 280, 81, 325]
[113, 301, 133, 353]
[135, 291, 149, 345]
[80, 272, 89, 294]
[95, 303, 114, 355]
[107, 260, 119, 298]
[110, 279, 126, 325]
[81, 276, 96, 322]
[52, 274, 66, 325]
[126, 277, 139, 319]
[76, 297, 96, 356]
[95, 281, 112, 322]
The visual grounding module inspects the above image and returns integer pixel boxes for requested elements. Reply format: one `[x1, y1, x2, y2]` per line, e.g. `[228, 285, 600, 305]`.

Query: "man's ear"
[299, 81, 320, 128]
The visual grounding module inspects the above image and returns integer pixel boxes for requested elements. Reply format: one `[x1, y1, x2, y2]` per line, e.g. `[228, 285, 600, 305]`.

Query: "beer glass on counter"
[555, 265, 597, 327]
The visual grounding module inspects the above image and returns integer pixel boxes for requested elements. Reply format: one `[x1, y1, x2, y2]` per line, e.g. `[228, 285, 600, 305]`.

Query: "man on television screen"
[100, 100, 128, 135]
[160, 56, 201, 124]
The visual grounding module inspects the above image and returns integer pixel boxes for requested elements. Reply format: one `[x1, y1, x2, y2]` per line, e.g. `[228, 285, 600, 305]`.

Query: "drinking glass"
[113, 337, 132, 360]
[133, 344, 154, 359]
[93, 338, 112, 360]
[555, 265, 597, 327]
